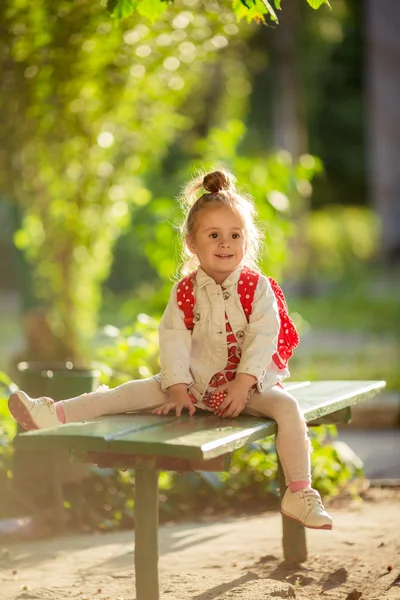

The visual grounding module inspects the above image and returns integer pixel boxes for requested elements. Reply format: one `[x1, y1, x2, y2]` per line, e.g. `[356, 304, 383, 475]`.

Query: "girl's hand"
[216, 374, 257, 418]
[152, 388, 196, 417]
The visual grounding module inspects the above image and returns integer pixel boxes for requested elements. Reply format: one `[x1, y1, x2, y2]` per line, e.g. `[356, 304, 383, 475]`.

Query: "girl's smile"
[186, 205, 247, 284]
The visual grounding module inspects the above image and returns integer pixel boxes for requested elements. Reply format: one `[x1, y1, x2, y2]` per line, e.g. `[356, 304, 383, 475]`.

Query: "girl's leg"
[61, 375, 168, 422]
[243, 385, 311, 486]
[9, 375, 169, 431]
[242, 385, 332, 530]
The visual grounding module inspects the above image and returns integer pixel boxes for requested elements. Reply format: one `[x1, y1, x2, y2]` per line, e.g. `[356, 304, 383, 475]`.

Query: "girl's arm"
[158, 283, 194, 392]
[236, 275, 280, 386]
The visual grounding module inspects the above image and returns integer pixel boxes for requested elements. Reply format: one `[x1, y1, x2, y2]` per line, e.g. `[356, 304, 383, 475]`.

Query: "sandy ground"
[0, 488, 399, 600]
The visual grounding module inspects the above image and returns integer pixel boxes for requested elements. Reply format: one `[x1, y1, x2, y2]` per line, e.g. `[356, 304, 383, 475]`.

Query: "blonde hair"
[179, 168, 263, 273]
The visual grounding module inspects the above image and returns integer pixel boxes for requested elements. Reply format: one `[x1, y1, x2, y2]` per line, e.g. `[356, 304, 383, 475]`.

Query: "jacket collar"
[195, 264, 243, 288]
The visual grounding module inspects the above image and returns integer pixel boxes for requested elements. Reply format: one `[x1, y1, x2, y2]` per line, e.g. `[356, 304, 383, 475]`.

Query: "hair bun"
[203, 169, 235, 194]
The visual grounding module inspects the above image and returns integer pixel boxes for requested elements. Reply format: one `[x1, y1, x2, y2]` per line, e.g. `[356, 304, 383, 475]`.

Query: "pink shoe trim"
[289, 480, 311, 493]
[281, 509, 333, 530]
[8, 393, 39, 432]
[56, 403, 66, 423]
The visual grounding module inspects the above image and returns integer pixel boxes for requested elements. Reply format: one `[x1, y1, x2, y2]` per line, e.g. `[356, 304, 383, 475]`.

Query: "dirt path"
[1, 488, 399, 600]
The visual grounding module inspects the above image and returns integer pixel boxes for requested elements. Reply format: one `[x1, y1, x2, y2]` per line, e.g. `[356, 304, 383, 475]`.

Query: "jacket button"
[194, 312, 200, 322]
[236, 330, 244, 338]
[223, 291, 230, 301]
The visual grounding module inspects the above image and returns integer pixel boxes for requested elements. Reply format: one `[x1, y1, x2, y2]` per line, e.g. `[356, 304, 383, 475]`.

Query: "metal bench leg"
[277, 455, 307, 563]
[134, 462, 160, 600]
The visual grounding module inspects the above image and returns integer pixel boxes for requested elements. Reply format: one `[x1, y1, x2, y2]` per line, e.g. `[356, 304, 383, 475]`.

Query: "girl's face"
[187, 205, 247, 284]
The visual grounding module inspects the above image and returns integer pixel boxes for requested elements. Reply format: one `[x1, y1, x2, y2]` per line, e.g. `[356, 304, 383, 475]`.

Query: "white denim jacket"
[158, 265, 289, 403]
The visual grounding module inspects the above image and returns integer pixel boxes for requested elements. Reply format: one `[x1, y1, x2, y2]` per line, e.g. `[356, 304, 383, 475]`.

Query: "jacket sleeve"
[236, 275, 280, 385]
[158, 282, 194, 392]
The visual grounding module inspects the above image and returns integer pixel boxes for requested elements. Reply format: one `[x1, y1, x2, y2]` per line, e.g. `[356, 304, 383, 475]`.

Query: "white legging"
[61, 375, 311, 485]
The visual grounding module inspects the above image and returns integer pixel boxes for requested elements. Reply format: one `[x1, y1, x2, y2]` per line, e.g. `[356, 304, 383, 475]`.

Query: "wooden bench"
[15, 380, 385, 600]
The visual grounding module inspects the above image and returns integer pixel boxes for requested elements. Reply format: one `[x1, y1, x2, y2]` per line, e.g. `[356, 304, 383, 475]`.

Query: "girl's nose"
[219, 238, 231, 247]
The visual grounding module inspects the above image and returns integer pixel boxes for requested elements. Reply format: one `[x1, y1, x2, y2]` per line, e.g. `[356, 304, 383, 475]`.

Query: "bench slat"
[288, 380, 386, 421]
[15, 380, 385, 460]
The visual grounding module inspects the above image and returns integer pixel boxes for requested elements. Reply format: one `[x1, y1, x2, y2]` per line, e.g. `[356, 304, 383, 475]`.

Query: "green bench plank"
[107, 380, 385, 460]
[15, 380, 385, 460]
[14, 381, 311, 455]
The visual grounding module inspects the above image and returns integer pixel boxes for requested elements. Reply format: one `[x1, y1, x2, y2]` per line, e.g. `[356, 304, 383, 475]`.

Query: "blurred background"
[0, 0, 399, 533]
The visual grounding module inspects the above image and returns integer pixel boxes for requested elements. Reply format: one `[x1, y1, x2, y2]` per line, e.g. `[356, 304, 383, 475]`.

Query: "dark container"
[16, 361, 101, 401]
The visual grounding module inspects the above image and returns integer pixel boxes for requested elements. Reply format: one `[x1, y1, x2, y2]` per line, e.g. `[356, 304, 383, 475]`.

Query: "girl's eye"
[210, 233, 219, 239]
[232, 233, 240, 239]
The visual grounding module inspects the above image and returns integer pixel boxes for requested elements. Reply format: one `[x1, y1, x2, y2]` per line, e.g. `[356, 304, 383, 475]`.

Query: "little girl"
[9, 168, 332, 530]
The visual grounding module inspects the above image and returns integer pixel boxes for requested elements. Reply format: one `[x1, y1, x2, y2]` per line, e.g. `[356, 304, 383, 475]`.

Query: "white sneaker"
[281, 487, 333, 530]
[8, 391, 62, 431]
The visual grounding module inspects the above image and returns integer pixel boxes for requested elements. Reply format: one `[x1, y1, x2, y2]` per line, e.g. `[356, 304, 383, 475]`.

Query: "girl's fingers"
[153, 403, 174, 415]
[176, 403, 192, 416]
[177, 403, 196, 416]
[218, 408, 229, 418]
[220, 402, 244, 418]
[152, 402, 195, 417]
[217, 396, 232, 412]
[169, 402, 196, 417]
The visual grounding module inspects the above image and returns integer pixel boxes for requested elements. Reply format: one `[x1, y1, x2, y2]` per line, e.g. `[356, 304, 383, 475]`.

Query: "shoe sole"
[8, 393, 39, 432]
[281, 509, 333, 530]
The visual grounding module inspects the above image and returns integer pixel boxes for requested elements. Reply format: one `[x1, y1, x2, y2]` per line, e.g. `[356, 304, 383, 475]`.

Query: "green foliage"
[107, 0, 330, 24]
[230, 0, 277, 25]
[306, 0, 331, 9]
[301, 1, 365, 210]
[290, 269, 400, 391]
[108, 0, 138, 19]
[0, 0, 255, 359]
[95, 314, 160, 384]
[292, 274, 400, 336]
[112, 0, 169, 21]
[310, 425, 361, 496]
[288, 205, 381, 282]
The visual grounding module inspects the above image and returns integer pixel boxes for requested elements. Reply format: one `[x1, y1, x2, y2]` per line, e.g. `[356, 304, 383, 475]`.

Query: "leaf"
[234, 0, 277, 23]
[107, 0, 138, 19]
[136, 0, 168, 22]
[260, 0, 279, 21]
[306, 0, 332, 9]
[274, 0, 281, 8]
